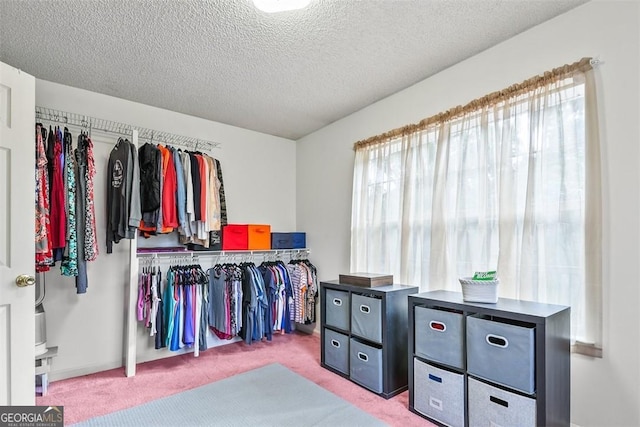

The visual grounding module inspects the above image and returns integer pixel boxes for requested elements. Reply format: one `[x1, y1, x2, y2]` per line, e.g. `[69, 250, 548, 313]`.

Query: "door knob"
[16, 274, 35, 287]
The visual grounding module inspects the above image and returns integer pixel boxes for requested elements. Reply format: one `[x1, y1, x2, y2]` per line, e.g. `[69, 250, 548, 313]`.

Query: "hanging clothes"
[106, 137, 141, 253]
[35, 124, 99, 291]
[259, 260, 294, 334]
[208, 264, 243, 340]
[138, 142, 161, 237]
[49, 127, 66, 261]
[61, 128, 78, 277]
[287, 259, 319, 325]
[77, 133, 99, 261]
[178, 152, 226, 250]
[35, 123, 53, 272]
[138, 263, 209, 353]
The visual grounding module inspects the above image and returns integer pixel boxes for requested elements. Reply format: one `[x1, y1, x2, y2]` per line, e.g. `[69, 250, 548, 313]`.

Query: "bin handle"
[332, 298, 342, 306]
[428, 374, 442, 383]
[357, 352, 368, 362]
[429, 321, 446, 332]
[360, 305, 370, 314]
[429, 397, 443, 411]
[490, 395, 509, 408]
[486, 334, 509, 348]
[331, 339, 340, 348]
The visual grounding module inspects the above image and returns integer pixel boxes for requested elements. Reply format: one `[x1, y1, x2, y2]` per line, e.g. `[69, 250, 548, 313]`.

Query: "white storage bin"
[467, 314, 536, 394]
[468, 377, 536, 427]
[414, 359, 464, 427]
[351, 294, 382, 344]
[323, 329, 349, 375]
[459, 277, 499, 303]
[414, 306, 464, 369]
[325, 289, 350, 331]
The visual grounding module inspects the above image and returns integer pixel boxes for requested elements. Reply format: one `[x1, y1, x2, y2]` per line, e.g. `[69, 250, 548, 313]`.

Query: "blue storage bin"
[271, 232, 293, 249]
[291, 232, 306, 248]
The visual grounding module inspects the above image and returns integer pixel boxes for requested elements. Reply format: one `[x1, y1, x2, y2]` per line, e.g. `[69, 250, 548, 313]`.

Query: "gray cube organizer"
[408, 290, 570, 427]
[320, 280, 418, 399]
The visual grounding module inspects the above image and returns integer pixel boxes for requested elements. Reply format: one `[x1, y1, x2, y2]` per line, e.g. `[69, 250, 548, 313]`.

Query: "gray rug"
[74, 363, 388, 426]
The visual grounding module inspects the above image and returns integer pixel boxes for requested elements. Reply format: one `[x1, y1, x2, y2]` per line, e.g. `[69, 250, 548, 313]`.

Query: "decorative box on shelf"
[248, 224, 271, 250]
[338, 272, 393, 288]
[271, 232, 307, 249]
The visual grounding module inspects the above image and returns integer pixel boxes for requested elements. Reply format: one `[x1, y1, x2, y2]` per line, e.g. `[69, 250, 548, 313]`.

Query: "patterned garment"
[60, 130, 78, 276]
[35, 124, 53, 272]
[83, 136, 99, 261]
[49, 128, 66, 251]
[215, 159, 227, 226]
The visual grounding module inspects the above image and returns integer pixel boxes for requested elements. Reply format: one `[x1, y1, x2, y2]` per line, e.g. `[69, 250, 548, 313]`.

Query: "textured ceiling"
[0, 0, 588, 140]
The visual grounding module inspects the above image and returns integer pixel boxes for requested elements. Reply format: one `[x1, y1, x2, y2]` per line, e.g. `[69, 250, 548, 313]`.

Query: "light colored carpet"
[73, 363, 388, 427]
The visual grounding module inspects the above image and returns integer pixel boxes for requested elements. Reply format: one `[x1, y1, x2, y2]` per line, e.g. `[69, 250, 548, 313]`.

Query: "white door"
[0, 61, 36, 405]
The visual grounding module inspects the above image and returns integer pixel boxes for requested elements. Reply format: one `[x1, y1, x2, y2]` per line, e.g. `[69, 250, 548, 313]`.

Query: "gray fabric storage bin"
[467, 314, 536, 394]
[325, 289, 350, 331]
[415, 307, 464, 369]
[468, 377, 536, 427]
[350, 338, 383, 393]
[414, 358, 464, 427]
[323, 329, 349, 375]
[351, 294, 382, 343]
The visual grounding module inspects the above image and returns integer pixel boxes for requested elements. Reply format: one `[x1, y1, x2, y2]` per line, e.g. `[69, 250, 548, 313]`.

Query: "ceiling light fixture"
[252, 0, 311, 13]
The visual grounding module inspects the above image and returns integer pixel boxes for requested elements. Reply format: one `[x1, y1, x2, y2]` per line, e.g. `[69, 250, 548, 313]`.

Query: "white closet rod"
[35, 106, 221, 152]
[137, 249, 310, 262]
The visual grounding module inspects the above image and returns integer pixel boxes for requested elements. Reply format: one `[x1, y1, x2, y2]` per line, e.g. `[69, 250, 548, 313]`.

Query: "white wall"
[36, 80, 297, 380]
[296, 1, 640, 426]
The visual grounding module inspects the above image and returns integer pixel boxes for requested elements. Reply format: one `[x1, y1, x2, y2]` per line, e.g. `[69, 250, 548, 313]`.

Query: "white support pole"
[124, 129, 139, 377]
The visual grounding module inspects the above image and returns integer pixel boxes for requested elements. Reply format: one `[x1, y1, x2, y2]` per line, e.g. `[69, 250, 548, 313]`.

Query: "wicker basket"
[459, 277, 499, 303]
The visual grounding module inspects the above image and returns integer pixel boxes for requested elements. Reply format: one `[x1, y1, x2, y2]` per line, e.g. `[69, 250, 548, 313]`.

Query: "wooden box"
[338, 272, 394, 288]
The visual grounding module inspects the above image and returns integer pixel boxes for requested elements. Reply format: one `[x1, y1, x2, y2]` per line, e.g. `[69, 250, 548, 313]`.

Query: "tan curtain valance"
[354, 57, 593, 151]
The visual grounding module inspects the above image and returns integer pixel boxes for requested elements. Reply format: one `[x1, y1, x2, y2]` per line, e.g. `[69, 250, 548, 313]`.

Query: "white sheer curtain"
[351, 64, 602, 351]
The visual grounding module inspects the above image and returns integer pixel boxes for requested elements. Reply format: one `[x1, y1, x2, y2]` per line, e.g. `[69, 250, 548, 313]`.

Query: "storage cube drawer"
[351, 294, 382, 343]
[324, 289, 350, 331]
[350, 339, 383, 394]
[467, 315, 535, 394]
[271, 232, 293, 249]
[291, 232, 306, 249]
[222, 224, 248, 250]
[248, 224, 271, 250]
[415, 307, 464, 369]
[414, 358, 464, 427]
[468, 377, 536, 427]
[324, 329, 349, 375]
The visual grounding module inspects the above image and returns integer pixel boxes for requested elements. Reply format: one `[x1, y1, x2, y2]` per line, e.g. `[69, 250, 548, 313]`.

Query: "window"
[351, 60, 601, 353]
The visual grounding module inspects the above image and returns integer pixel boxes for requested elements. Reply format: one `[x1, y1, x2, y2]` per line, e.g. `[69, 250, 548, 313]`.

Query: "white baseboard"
[49, 361, 123, 382]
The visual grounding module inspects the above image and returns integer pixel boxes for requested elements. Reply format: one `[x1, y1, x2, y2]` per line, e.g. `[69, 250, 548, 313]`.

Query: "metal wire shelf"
[35, 106, 221, 151]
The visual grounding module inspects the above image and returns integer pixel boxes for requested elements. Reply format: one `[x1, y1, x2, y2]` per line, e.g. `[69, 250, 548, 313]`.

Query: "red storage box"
[248, 224, 271, 250]
[222, 224, 248, 250]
